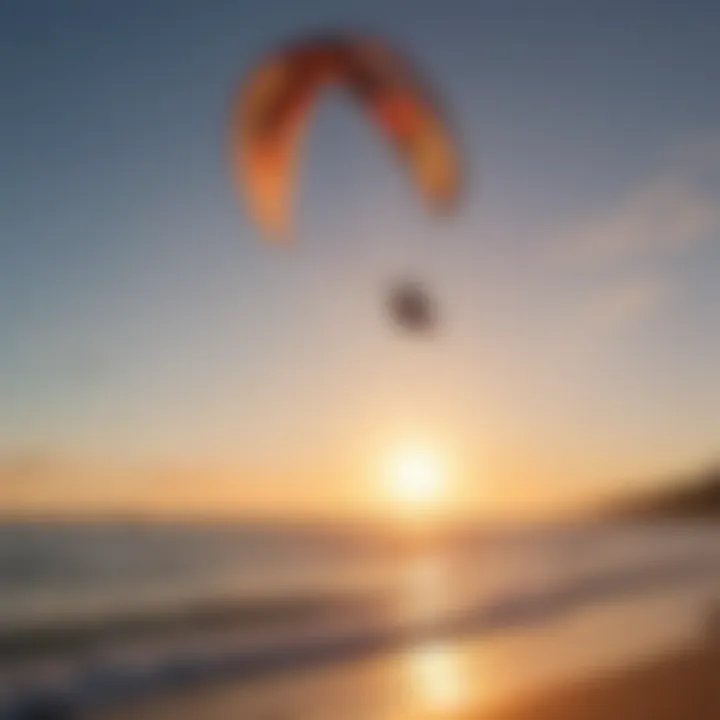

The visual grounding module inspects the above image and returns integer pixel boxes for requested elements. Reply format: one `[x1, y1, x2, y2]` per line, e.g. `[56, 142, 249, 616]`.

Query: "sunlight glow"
[385, 444, 445, 509]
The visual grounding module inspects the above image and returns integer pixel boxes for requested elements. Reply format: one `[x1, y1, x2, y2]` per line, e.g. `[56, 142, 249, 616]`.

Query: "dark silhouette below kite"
[386, 280, 437, 334]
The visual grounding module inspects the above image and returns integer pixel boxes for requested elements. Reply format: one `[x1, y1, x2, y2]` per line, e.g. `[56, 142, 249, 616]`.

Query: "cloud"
[561, 175, 719, 265]
[578, 276, 670, 341]
[545, 143, 720, 344]
[0, 451, 113, 514]
[0, 452, 261, 517]
[550, 137, 720, 268]
[0, 451, 61, 487]
[0, 451, 68, 512]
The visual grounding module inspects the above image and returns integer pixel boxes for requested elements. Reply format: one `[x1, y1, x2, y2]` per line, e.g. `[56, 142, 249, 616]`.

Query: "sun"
[384, 444, 445, 509]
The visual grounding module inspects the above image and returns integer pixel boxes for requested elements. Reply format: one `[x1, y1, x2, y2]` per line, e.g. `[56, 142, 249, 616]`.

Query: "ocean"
[0, 521, 718, 718]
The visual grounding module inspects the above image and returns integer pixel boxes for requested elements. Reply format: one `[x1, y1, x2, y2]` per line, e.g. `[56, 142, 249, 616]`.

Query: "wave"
[2, 547, 718, 720]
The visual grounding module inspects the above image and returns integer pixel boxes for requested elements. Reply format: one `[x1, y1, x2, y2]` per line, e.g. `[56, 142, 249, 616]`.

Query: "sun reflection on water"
[397, 554, 480, 717]
[407, 642, 471, 715]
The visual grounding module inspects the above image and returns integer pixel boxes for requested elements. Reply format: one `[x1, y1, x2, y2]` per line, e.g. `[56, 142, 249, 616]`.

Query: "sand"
[472, 641, 720, 720]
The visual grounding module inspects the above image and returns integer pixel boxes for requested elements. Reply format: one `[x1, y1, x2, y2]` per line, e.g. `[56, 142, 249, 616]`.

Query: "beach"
[479, 641, 720, 720]
[85, 633, 719, 720]
[2, 522, 717, 720]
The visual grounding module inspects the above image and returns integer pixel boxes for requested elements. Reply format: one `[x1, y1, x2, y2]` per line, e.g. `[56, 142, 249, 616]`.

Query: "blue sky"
[1, 0, 719, 517]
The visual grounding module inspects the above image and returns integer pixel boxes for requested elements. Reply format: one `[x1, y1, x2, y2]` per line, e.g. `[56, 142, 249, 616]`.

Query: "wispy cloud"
[560, 174, 719, 265]
[0, 451, 60, 488]
[577, 275, 670, 341]
[0, 450, 71, 511]
[547, 143, 720, 341]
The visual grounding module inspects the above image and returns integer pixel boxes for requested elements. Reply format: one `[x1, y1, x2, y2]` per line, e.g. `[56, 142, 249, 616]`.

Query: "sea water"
[0, 521, 718, 718]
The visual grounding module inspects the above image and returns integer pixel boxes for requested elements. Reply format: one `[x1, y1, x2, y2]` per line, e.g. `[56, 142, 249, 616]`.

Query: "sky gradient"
[1, 0, 719, 519]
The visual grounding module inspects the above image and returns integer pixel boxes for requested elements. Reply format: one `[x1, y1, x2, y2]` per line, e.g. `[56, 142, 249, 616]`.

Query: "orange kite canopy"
[230, 32, 463, 241]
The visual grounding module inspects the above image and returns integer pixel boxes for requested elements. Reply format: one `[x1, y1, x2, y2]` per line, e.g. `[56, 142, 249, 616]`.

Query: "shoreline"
[0, 591, 373, 665]
[83, 634, 720, 720]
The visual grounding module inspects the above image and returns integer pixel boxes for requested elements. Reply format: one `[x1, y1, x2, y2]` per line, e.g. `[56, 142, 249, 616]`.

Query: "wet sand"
[87, 639, 719, 720]
[476, 641, 720, 720]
